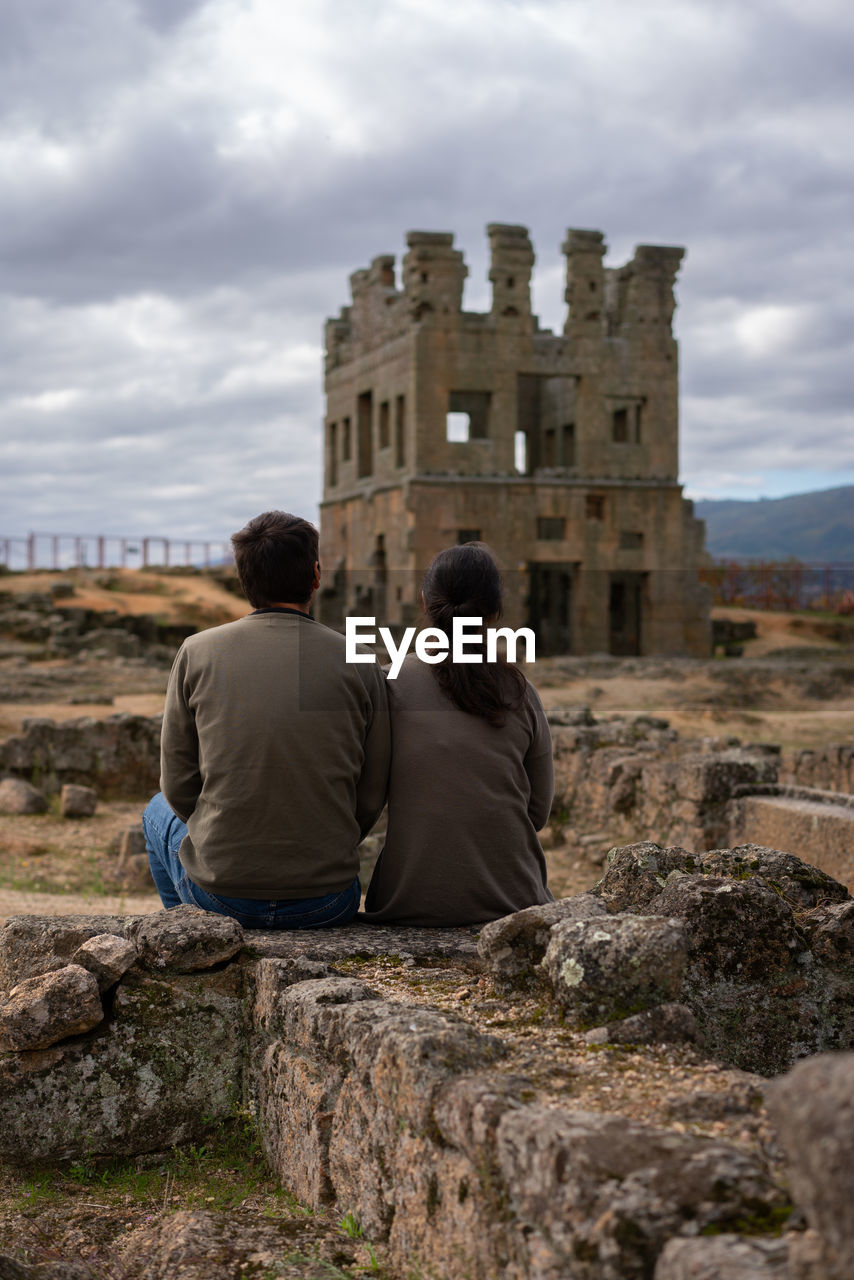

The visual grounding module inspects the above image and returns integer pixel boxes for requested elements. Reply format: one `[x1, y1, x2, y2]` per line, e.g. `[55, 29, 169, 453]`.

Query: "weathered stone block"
[495, 1106, 787, 1280]
[0, 777, 47, 814]
[543, 913, 688, 1023]
[654, 1234, 792, 1279]
[70, 933, 138, 991]
[0, 968, 244, 1161]
[59, 783, 97, 817]
[127, 905, 244, 972]
[802, 900, 854, 965]
[477, 893, 608, 981]
[701, 844, 850, 909]
[584, 1002, 700, 1047]
[647, 875, 799, 982]
[592, 842, 699, 913]
[0, 914, 128, 994]
[0, 964, 103, 1052]
[768, 1052, 854, 1280]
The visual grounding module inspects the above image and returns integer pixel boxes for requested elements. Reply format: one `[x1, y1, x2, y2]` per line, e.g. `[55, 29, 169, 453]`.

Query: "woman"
[363, 542, 554, 926]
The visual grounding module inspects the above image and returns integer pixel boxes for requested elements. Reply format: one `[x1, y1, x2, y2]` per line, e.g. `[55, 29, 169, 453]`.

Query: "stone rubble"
[0, 965, 102, 1052]
[58, 783, 97, 818]
[0, 778, 47, 815]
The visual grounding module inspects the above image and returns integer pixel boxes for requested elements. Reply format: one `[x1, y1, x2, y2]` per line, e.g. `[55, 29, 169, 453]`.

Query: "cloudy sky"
[1, 0, 852, 560]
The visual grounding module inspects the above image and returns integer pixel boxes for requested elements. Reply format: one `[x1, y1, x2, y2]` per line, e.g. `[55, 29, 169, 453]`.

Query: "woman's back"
[362, 654, 554, 926]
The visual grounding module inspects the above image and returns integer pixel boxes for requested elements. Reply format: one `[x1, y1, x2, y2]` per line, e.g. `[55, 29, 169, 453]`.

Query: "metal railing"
[0, 533, 232, 572]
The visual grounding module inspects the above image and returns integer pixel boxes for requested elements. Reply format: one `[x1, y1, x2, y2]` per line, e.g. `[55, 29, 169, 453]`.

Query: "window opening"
[620, 531, 644, 550]
[514, 431, 528, 475]
[612, 408, 629, 443]
[562, 423, 575, 467]
[446, 412, 471, 443]
[586, 494, 605, 520]
[379, 400, 390, 449]
[458, 529, 481, 544]
[395, 395, 405, 467]
[357, 392, 373, 477]
[342, 417, 351, 461]
[327, 422, 338, 488]
[537, 517, 566, 540]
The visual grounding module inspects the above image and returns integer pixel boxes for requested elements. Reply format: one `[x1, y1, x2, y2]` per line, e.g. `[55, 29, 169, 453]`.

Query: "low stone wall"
[1, 843, 853, 1279]
[731, 789, 854, 889]
[782, 743, 854, 795]
[0, 713, 161, 797]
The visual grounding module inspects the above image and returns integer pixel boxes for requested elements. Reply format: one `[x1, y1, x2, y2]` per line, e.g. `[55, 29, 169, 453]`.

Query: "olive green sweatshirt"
[160, 610, 390, 899]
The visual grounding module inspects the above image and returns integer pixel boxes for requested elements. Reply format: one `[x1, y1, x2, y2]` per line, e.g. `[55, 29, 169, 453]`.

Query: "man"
[142, 510, 390, 929]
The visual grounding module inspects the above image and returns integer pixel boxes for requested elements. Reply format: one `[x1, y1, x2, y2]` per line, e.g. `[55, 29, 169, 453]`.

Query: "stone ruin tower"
[318, 225, 710, 656]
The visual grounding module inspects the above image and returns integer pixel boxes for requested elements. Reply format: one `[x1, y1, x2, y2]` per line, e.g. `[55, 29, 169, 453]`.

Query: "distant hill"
[693, 486, 854, 562]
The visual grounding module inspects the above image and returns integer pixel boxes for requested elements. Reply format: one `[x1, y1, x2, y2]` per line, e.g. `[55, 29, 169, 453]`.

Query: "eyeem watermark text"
[346, 617, 535, 679]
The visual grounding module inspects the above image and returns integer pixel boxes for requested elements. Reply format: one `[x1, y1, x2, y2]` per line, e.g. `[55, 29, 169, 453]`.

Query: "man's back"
[160, 610, 389, 899]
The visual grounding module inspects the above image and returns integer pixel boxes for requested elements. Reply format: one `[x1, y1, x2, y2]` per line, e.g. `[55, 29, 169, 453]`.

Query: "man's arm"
[355, 662, 391, 840]
[160, 645, 203, 823]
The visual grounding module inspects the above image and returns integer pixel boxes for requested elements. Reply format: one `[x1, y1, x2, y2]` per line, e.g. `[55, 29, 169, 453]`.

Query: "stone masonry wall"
[1, 878, 853, 1279]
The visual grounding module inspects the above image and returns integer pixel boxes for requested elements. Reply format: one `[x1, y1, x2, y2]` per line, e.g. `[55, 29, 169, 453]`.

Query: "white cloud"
[0, 0, 853, 544]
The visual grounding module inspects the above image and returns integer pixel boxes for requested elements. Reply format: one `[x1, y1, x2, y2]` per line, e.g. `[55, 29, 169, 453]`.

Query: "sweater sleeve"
[355, 661, 391, 839]
[160, 645, 203, 822]
[523, 683, 555, 832]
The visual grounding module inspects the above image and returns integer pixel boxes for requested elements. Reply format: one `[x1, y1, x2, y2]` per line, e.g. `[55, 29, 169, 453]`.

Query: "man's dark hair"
[231, 511, 319, 608]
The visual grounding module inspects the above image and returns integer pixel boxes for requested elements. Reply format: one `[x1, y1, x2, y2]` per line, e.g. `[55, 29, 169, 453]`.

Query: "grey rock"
[591, 842, 699, 913]
[543, 913, 687, 1023]
[477, 893, 608, 980]
[127, 905, 244, 972]
[768, 1052, 854, 1280]
[59, 783, 97, 817]
[117, 825, 147, 858]
[701, 844, 850, 909]
[117, 1209, 340, 1279]
[0, 777, 47, 815]
[0, 964, 103, 1051]
[654, 1234, 792, 1279]
[647, 875, 799, 981]
[0, 969, 244, 1161]
[244, 920, 480, 963]
[0, 914, 128, 994]
[584, 1001, 701, 1046]
[0, 1256, 94, 1279]
[495, 1105, 788, 1280]
[70, 933, 138, 991]
[800, 900, 854, 965]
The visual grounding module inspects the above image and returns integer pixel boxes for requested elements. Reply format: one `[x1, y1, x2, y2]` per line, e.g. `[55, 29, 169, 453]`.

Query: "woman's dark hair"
[421, 542, 527, 726]
[231, 511, 319, 608]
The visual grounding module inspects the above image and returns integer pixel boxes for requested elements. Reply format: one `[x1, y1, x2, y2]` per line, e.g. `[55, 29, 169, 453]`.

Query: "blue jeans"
[141, 792, 360, 930]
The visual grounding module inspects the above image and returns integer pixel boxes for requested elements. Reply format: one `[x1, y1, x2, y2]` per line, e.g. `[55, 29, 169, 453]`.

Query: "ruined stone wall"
[2, 875, 853, 1280]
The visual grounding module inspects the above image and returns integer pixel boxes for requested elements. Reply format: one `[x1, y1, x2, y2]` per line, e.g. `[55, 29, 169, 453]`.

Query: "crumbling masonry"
[318, 225, 710, 655]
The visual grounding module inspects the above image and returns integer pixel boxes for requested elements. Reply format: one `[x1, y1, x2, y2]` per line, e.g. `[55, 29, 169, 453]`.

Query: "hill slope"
[694, 486, 854, 561]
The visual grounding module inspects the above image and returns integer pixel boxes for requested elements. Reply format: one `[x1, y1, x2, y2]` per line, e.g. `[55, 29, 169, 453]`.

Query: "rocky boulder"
[476, 893, 608, 981]
[542, 913, 688, 1023]
[127, 905, 244, 972]
[59, 783, 97, 817]
[0, 777, 48, 815]
[0, 965, 103, 1051]
[768, 1052, 854, 1280]
[70, 933, 138, 991]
